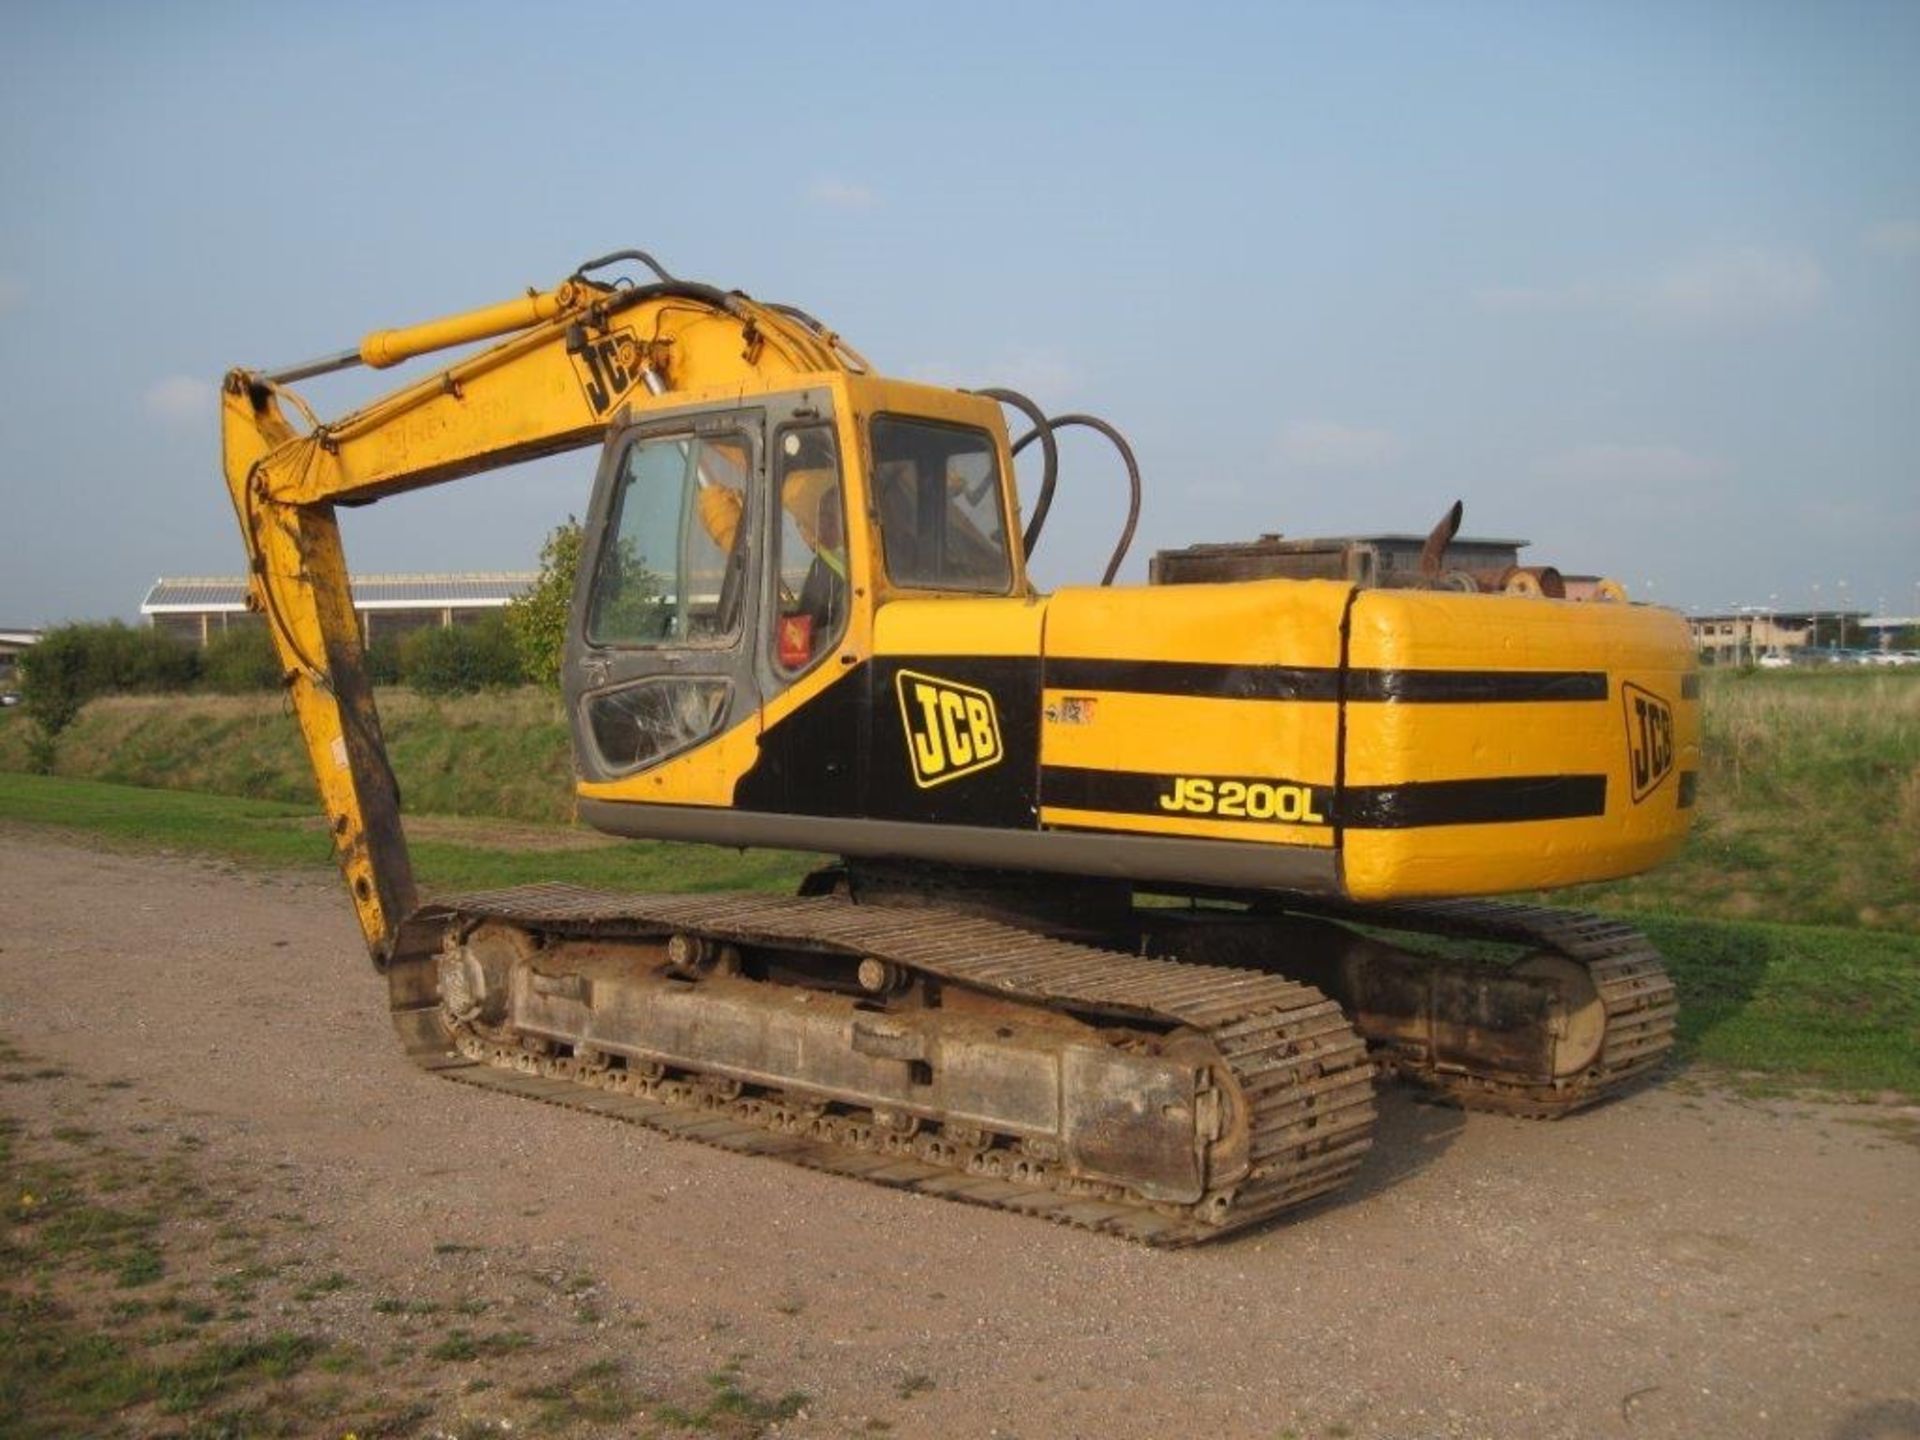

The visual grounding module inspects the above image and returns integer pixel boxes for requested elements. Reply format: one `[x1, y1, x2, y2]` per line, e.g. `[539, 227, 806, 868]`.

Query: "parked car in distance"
[1758, 653, 1793, 669]
[0, 691, 21, 707]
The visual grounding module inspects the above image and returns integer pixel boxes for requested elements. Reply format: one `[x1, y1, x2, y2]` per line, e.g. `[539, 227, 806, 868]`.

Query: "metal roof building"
[141, 573, 535, 646]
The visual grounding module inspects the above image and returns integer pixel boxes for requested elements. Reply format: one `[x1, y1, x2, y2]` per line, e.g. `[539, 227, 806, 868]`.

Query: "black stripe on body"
[1041, 765, 1608, 829]
[1340, 774, 1607, 827]
[1347, 669, 1608, 703]
[1044, 659, 1606, 704]
[1045, 658, 1340, 701]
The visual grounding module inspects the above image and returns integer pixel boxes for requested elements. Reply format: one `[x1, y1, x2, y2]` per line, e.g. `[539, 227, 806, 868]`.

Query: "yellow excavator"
[221, 250, 1695, 1244]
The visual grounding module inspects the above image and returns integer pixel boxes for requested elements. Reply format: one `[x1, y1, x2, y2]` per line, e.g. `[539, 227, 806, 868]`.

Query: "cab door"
[727, 391, 867, 816]
[565, 404, 766, 796]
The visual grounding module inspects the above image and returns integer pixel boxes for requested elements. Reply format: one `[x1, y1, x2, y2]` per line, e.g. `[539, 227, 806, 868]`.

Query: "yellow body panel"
[579, 574, 1695, 895]
[1045, 578, 1349, 668]
[1040, 691, 1336, 793]
[1339, 589, 1698, 900]
[1036, 579, 1349, 851]
[1038, 686, 1338, 849]
[874, 596, 1048, 657]
[577, 710, 765, 809]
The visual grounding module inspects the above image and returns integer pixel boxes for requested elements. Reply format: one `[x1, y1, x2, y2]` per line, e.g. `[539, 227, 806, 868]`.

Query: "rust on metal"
[387, 886, 1377, 1245]
[382, 884, 1672, 1245]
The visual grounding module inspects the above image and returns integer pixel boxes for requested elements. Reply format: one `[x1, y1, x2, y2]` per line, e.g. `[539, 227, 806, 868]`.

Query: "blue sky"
[1, 0, 1915, 625]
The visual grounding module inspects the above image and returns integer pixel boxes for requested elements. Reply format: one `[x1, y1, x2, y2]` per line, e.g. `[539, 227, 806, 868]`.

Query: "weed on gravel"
[652, 1357, 809, 1435]
[0, 1035, 828, 1438]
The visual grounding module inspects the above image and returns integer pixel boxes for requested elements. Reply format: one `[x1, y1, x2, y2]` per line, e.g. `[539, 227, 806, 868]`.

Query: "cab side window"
[770, 423, 849, 671]
[871, 416, 1012, 593]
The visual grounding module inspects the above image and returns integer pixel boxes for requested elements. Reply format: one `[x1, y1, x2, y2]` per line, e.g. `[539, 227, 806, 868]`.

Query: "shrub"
[18, 622, 201, 761]
[365, 633, 404, 687]
[18, 628, 94, 744]
[68, 621, 201, 694]
[201, 627, 284, 693]
[506, 520, 581, 692]
[401, 614, 525, 697]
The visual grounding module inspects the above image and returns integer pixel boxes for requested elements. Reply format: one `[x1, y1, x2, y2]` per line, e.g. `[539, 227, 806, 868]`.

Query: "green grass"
[653, 1360, 807, 1434]
[0, 1300, 320, 1432]
[1573, 668, 1920, 931]
[515, 1358, 650, 1429]
[426, 1328, 533, 1362]
[0, 770, 810, 897]
[1642, 914, 1920, 1095]
[0, 1101, 330, 1438]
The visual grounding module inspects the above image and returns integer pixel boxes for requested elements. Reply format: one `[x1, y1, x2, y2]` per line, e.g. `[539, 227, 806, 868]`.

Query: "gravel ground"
[3, 829, 1916, 1440]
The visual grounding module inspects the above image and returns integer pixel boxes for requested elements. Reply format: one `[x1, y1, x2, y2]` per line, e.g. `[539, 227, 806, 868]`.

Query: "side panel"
[1037, 580, 1351, 852]
[1338, 591, 1699, 901]
[577, 566, 1698, 906]
[732, 597, 1047, 826]
[866, 598, 1047, 826]
[579, 588, 1343, 890]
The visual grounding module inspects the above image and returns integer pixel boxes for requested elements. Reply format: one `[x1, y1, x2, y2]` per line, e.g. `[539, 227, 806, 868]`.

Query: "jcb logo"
[896, 670, 1002, 788]
[569, 325, 648, 415]
[1622, 682, 1675, 803]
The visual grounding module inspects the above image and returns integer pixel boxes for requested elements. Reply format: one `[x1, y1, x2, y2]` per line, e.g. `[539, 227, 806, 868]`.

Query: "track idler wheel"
[1513, 952, 1606, 1078]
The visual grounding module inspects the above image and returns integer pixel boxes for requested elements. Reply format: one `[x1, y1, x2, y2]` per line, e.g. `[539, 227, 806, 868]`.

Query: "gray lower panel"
[576, 799, 1345, 897]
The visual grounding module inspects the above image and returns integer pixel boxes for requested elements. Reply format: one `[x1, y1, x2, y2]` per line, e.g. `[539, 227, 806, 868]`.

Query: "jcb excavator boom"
[223, 260, 873, 961]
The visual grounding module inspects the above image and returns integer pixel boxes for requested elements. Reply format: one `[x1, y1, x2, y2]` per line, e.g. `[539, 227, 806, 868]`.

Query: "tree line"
[12, 523, 582, 771]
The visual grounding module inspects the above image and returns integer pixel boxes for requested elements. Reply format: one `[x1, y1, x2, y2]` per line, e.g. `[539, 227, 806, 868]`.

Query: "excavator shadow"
[1335, 1083, 1469, 1205]
[1205, 1082, 1470, 1247]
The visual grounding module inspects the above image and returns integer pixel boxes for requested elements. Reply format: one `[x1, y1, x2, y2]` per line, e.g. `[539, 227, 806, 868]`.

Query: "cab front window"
[870, 416, 1012, 593]
[587, 430, 752, 647]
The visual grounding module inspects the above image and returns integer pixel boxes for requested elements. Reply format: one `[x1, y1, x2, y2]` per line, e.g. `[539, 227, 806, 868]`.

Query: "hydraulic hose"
[975, 388, 1060, 561]
[570, 249, 677, 284]
[1012, 413, 1143, 586]
[768, 302, 831, 334]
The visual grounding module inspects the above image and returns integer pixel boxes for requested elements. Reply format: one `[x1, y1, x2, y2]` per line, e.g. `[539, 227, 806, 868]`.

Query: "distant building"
[1686, 609, 1867, 664]
[1859, 616, 1919, 649]
[0, 628, 40, 686]
[140, 574, 536, 648]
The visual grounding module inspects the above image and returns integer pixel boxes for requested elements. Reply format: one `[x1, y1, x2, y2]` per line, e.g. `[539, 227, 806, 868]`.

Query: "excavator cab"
[563, 375, 1027, 811]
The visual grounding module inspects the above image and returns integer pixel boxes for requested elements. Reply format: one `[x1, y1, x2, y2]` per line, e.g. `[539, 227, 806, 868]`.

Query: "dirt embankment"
[3, 831, 1917, 1439]
[0, 689, 575, 825]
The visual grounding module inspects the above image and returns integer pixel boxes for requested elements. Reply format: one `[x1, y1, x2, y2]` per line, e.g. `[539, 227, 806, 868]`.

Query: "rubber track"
[1285, 897, 1679, 1116]
[394, 884, 1378, 1246]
